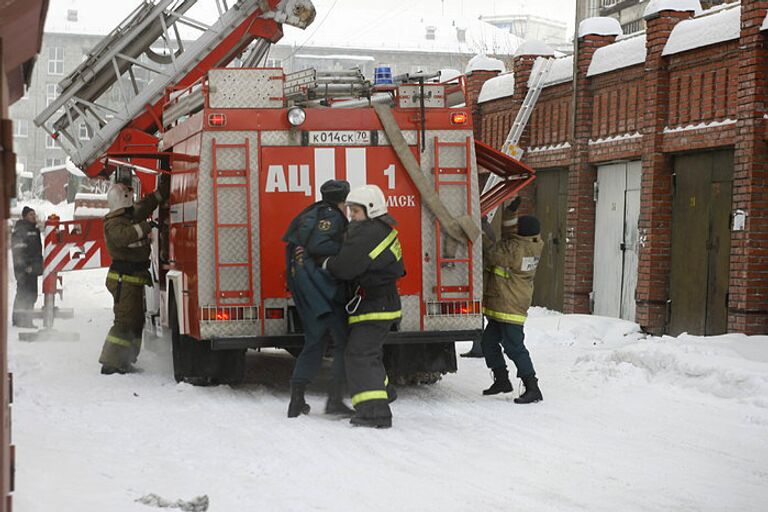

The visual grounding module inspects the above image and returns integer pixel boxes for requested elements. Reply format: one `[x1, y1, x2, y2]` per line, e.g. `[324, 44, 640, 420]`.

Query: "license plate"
[307, 130, 371, 146]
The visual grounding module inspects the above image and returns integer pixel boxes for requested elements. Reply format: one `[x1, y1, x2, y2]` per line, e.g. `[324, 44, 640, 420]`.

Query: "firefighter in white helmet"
[99, 178, 167, 375]
[322, 184, 404, 428]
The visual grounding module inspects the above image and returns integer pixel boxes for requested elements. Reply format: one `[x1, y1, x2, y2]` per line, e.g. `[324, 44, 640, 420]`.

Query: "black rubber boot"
[482, 367, 513, 396]
[325, 380, 354, 416]
[350, 415, 392, 429]
[350, 402, 392, 429]
[514, 376, 543, 404]
[100, 364, 134, 375]
[460, 341, 483, 358]
[287, 383, 311, 418]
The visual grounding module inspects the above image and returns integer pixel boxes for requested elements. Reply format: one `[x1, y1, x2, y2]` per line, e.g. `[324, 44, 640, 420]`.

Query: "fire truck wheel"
[392, 372, 443, 386]
[383, 343, 456, 386]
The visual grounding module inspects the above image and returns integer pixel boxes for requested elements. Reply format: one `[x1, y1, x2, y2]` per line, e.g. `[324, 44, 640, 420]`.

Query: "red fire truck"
[34, 0, 533, 384]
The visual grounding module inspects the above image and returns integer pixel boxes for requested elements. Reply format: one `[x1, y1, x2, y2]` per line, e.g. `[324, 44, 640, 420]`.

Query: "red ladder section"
[433, 136, 474, 302]
[212, 139, 254, 307]
[475, 140, 536, 216]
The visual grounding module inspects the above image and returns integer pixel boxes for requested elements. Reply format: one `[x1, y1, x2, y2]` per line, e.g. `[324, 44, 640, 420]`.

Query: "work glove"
[294, 246, 305, 258]
[506, 196, 521, 214]
[148, 220, 160, 230]
[481, 216, 496, 242]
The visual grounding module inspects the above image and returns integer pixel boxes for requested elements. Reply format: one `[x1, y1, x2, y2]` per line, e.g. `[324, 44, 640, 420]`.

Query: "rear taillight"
[266, 308, 285, 320]
[451, 112, 468, 125]
[208, 113, 227, 127]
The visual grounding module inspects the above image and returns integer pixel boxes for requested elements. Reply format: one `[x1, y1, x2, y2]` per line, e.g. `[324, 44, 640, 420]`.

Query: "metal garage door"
[592, 161, 641, 321]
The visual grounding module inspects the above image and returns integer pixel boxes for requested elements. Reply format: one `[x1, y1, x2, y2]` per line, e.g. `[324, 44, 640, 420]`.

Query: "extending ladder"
[211, 139, 254, 307]
[33, 0, 315, 174]
[482, 57, 553, 221]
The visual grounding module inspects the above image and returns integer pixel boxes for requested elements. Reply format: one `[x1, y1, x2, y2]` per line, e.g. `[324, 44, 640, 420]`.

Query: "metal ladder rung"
[219, 290, 252, 298]
[215, 143, 248, 149]
[216, 223, 249, 228]
[216, 183, 248, 188]
[216, 170, 247, 177]
[437, 167, 468, 175]
[217, 262, 250, 268]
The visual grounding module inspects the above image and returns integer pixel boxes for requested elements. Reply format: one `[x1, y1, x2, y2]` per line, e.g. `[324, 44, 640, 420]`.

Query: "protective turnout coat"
[482, 233, 543, 325]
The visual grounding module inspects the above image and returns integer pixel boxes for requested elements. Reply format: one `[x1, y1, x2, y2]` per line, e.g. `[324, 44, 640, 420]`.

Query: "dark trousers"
[291, 305, 348, 386]
[345, 320, 393, 419]
[481, 318, 535, 378]
[12, 274, 38, 325]
[100, 277, 145, 369]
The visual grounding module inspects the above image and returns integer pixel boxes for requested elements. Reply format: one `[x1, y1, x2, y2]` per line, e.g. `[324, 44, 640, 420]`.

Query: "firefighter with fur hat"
[322, 184, 404, 428]
[283, 179, 354, 418]
[480, 197, 544, 403]
[99, 178, 167, 375]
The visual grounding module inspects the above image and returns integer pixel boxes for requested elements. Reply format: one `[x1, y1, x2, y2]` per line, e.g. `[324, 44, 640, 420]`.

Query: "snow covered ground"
[7, 267, 768, 511]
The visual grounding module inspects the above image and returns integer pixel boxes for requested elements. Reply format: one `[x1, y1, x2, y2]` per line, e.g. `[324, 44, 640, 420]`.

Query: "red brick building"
[468, 1, 768, 336]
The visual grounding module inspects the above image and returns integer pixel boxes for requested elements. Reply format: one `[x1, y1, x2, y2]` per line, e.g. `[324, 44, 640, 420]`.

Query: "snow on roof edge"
[662, 4, 740, 57]
[578, 17, 623, 39]
[478, 72, 515, 104]
[514, 40, 555, 57]
[644, 0, 703, 19]
[587, 33, 647, 77]
[465, 54, 506, 74]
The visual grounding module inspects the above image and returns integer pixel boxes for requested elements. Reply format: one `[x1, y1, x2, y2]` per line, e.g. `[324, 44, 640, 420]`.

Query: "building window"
[47, 83, 61, 107]
[425, 26, 436, 40]
[46, 134, 59, 149]
[456, 28, 467, 43]
[266, 58, 282, 68]
[46, 158, 63, 168]
[67, 9, 78, 22]
[48, 47, 64, 75]
[13, 120, 28, 138]
[621, 19, 644, 35]
[79, 123, 94, 140]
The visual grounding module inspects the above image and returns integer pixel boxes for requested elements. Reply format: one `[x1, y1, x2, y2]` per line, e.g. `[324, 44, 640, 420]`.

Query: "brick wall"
[472, 4, 768, 335]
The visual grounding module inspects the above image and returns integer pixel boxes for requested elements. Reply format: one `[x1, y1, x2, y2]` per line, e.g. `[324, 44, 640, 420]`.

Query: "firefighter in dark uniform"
[11, 206, 43, 328]
[283, 179, 353, 418]
[480, 208, 544, 404]
[323, 184, 404, 429]
[99, 180, 166, 375]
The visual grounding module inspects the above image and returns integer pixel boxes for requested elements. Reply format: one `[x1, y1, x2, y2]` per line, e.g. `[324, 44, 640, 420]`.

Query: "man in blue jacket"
[283, 180, 353, 418]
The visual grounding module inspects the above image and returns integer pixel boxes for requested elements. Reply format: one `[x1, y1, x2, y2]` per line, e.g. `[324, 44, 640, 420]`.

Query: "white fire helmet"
[346, 184, 387, 219]
[107, 182, 134, 213]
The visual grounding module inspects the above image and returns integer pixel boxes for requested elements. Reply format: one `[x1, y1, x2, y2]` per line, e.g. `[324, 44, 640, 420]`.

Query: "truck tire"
[383, 342, 457, 386]
[169, 290, 245, 385]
